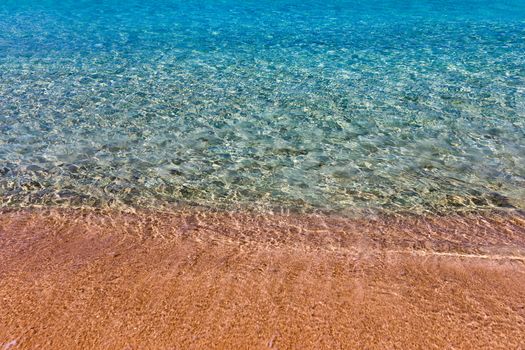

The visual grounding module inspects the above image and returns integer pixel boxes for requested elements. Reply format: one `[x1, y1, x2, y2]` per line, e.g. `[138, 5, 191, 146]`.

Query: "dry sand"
[1, 208, 525, 349]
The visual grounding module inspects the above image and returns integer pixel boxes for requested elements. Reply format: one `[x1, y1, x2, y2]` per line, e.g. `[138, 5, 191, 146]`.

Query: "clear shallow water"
[0, 0, 524, 214]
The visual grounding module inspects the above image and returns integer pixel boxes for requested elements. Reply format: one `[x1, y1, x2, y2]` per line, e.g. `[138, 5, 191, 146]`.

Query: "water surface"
[1, 0, 524, 214]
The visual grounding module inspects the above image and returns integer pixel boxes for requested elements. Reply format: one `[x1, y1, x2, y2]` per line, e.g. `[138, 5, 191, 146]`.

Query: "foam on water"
[0, 0, 524, 214]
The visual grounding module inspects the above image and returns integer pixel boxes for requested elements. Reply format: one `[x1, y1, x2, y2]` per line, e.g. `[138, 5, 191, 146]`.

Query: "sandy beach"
[1, 208, 524, 349]
[2, 0, 525, 348]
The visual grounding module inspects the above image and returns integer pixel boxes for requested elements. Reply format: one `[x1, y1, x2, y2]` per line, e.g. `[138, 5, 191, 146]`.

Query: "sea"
[1, 0, 524, 216]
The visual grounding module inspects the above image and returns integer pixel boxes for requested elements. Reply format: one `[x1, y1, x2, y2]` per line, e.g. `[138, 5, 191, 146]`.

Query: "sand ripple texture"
[1, 208, 525, 349]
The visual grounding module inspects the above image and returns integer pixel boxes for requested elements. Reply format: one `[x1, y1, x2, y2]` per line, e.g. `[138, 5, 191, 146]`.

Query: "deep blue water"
[0, 0, 524, 214]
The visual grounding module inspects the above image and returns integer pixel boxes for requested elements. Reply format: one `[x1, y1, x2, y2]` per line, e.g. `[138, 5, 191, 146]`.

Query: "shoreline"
[1, 207, 525, 348]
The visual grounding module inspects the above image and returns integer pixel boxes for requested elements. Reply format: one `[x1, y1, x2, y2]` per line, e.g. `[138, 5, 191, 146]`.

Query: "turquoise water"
[1, 0, 524, 214]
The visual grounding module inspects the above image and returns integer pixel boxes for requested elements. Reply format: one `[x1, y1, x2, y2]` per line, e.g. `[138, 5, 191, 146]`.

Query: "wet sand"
[1, 208, 525, 349]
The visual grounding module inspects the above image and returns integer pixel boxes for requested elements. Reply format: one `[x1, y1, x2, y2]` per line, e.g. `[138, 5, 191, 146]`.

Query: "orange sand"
[1, 208, 525, 349]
